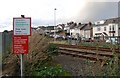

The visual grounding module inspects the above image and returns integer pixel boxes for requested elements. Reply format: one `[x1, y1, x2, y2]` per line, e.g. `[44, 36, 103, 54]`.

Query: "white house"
[65, 22, 93, 39]
[68, 22, 80, 39]
[93, 17, 120, 42]
[70, 27, 80, 39]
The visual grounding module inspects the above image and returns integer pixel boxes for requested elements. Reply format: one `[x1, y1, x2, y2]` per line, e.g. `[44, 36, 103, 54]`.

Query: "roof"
[80, 24, 92, 30]
[95, 17, 120, 26]
[70, 23, 77, 29]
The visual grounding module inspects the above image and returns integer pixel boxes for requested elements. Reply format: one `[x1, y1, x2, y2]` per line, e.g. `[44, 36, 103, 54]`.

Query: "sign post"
[13, 36, 28, 76]
[21, 54, 24, 77]
[13, 15, 31, 77]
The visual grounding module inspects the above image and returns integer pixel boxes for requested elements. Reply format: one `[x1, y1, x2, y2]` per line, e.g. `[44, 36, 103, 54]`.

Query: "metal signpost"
[13, 15, 31, 77]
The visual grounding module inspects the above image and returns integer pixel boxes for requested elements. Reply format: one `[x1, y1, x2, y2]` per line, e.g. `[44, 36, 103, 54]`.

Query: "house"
[93, 17, 120, 42]
[69, 22, 78, 38]
[37, 26, 55, 35]
[64, 22, 74, 35]
[63, 21, 80, 38]
[80, 22, 93, 40]
[57, 24, 65, 30]
[64, 21, 93, 40]
[69, 23, 85, 39]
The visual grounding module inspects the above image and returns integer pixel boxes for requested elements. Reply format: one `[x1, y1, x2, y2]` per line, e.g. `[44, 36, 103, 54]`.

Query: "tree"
[4, 30, 9, 33]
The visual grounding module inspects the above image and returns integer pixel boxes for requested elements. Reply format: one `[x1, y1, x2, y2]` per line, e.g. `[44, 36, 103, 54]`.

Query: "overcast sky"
[0, 0, 120, 32]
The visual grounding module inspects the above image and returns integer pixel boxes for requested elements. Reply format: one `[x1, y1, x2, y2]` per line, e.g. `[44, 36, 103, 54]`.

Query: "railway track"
[56, 44, 120, 61]
[57, 44, 120, 53]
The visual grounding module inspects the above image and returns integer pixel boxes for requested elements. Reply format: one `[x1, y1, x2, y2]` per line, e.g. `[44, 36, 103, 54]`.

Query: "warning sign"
[13, 36, 28, 54]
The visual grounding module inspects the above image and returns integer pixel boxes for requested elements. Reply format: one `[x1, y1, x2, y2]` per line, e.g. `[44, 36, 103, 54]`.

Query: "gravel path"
[53, 54, 105, 76]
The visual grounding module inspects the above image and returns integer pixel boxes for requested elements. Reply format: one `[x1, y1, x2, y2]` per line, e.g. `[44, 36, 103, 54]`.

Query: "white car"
[106, 39, 112, 43]
[106, 38, 117, 44]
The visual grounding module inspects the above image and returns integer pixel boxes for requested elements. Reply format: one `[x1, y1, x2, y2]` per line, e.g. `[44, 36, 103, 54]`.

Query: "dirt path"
[53, 54, 105, 76]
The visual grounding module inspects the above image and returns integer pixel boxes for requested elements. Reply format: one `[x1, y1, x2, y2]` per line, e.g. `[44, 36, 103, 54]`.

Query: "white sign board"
[13, 18, 31, 36]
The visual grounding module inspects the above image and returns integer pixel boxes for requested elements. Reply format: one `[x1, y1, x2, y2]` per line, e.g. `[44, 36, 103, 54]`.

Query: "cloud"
[74, 2, 118, 23]
[0, 0, 119, 32]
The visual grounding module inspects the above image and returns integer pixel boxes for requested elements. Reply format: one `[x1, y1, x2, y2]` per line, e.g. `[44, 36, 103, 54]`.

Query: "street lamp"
[54, 8, 57, 41]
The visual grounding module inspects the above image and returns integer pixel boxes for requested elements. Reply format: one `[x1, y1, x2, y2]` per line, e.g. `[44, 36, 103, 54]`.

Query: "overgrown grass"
[51, 40, 120, 76]
[81, 41, 120, 76]
[46, 44, 59, 56]
[32, 63, 72, 77]
[25, 38, 72, 76]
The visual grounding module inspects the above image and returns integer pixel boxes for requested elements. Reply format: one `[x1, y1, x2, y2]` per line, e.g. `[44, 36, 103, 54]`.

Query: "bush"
[46, 44, 58, 56]
[32, 64, 72, 77]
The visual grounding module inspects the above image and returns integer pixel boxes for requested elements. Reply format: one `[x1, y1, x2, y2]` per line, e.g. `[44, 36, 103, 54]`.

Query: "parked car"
[106, 38, 118, 44]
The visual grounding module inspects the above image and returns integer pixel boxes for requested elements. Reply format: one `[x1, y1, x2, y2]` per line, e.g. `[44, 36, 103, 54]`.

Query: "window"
[109, 26, 111, 31]
[112, 25, 114, 31]
[97, 27, 101, 31]
[104, 27, 106, 31]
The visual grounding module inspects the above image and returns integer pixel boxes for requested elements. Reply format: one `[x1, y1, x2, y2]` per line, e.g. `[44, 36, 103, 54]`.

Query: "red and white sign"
[13, 36, 28, 54]
[13, 17, 31, 54]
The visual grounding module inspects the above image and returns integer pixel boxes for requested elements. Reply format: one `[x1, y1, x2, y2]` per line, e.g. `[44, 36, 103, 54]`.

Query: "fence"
[1, 30, 12, 55]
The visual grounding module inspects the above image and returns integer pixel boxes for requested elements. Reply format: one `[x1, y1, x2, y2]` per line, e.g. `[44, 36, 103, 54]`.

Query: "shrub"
[32, 64, 72, 77]
[46, 44, 58, 56]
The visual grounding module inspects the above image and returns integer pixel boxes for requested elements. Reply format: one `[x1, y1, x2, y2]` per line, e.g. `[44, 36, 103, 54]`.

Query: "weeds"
[25, 34, 72, 76]
[45, 44, 58, 58]
[32, 64, 72, 77]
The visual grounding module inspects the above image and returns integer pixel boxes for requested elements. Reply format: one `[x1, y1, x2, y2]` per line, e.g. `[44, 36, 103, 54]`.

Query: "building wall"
[80, 30, 84, 37]
[84, 30, 90, 38]
[70, 28, 80, 38]
[93, 25, 108, 37]
[108, 24, 118, 36]
[64, 26, 70, 33]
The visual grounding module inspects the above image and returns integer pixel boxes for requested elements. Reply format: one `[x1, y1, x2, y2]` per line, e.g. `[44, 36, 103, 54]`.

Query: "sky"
[0, 0, 120, 32]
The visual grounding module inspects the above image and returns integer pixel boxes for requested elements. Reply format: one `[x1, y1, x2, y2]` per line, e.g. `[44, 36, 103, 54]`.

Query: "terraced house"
[80, 22, 93, 40]
[93, 17, 120, 43]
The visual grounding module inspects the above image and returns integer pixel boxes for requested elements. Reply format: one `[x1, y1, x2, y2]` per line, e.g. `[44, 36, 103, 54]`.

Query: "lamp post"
[54, 8, 57, 41]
